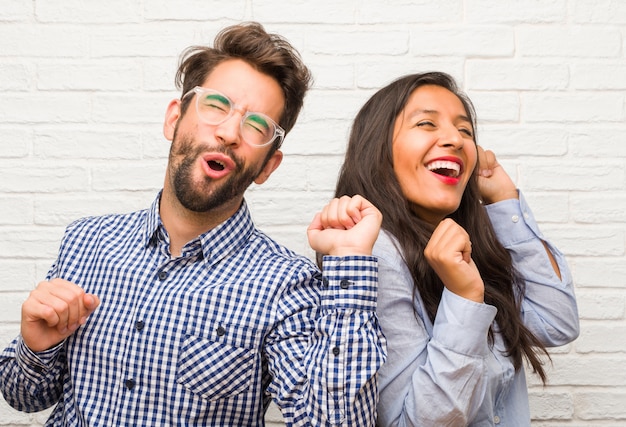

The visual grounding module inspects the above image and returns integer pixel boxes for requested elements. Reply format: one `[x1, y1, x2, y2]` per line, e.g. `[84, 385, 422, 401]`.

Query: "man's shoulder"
[64, 209, 148, 238]
[250, 228, 317, 271]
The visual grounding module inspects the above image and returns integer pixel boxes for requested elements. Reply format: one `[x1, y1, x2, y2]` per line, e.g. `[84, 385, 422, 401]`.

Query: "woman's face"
[392, 84, 477, 225]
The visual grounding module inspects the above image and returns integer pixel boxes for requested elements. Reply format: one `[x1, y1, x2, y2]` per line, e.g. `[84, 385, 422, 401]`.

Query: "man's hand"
[477, 146, 518, 204]
[424, 218, 484, 303]
[307, 195, 382, 257]
[21, 278, 100, 352]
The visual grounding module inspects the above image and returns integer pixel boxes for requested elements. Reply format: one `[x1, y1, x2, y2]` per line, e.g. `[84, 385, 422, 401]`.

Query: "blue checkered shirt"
[0, 194, 385, 426]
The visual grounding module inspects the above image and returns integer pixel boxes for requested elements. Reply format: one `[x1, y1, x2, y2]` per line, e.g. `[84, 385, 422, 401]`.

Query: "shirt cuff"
[433, 288, 497, 356]
[484, 190, 544, 247]
[15, 336, 63, 379]
[320, 255, 378, 311]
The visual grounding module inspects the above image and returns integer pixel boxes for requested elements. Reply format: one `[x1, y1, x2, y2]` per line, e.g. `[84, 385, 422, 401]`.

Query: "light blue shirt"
[375, 192, 579, 426]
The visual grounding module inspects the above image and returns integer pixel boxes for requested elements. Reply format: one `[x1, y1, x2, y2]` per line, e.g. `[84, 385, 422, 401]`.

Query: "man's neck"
[159, 190, 242, 257]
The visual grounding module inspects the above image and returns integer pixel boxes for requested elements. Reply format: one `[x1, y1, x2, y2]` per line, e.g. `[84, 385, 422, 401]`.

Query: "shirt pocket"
[176, 323, 260, 401]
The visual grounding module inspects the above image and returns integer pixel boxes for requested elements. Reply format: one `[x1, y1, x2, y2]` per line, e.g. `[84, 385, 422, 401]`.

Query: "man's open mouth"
[208, 160, 226, 171]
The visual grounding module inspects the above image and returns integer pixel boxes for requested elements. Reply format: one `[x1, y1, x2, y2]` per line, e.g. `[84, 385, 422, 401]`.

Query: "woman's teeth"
[427, 160, 460, 178]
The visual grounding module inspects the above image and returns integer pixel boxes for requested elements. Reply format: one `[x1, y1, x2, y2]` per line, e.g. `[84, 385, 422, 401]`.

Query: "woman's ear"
[254, 150, 283, 185]
[163, 99, 181, 141]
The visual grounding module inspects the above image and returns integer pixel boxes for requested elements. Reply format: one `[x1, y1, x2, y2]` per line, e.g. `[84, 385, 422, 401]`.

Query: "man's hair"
[175, 22, 312, 138]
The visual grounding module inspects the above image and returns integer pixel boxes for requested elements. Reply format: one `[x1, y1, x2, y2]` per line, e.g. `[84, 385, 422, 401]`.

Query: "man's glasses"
[183, 86, 285, 148]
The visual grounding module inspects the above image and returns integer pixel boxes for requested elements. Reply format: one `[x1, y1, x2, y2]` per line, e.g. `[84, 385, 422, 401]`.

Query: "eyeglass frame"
[182, 86, 286, 148]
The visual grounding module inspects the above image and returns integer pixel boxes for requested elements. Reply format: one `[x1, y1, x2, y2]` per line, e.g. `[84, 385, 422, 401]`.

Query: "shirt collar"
[142, 191, 255, 264]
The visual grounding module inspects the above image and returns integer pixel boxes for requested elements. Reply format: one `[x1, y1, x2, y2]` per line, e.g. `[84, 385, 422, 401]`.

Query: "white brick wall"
[1, 1, 625, 425]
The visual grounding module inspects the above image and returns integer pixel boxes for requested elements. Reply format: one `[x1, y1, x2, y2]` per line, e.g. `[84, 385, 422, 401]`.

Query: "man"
[0, 22, 385, 426]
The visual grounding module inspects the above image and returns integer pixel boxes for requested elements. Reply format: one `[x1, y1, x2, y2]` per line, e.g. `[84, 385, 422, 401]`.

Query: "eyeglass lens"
[197, 91, 275, 146]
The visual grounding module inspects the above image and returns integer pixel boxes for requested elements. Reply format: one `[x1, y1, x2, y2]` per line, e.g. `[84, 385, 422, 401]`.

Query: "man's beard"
[169, 131, 264, 213]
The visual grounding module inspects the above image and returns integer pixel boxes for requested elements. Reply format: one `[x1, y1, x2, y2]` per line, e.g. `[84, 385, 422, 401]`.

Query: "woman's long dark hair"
[335, 72, 549, 383]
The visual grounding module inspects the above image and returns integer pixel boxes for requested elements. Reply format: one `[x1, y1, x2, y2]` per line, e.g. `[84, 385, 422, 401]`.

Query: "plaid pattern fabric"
[0, 194, 385, 426]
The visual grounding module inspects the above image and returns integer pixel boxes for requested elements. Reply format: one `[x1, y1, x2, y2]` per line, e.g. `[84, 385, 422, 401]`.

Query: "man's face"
[163, 59, 285, 215]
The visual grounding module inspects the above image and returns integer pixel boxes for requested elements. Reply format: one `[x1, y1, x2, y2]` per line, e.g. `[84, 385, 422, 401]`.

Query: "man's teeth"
[427, 160, 460, 178]
[208, 160, 225, 171]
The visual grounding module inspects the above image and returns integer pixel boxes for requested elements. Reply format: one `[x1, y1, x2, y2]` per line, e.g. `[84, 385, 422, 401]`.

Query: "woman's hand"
[425, 218, 485, 303]
[477, 146, 518, 204]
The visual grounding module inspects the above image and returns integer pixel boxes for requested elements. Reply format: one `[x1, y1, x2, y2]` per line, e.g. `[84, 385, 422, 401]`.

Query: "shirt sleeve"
[265, 255, 386, 426]
[375, 230, 498, 427]
[485, 191, 580, 346]
[0, 336, 66, 412]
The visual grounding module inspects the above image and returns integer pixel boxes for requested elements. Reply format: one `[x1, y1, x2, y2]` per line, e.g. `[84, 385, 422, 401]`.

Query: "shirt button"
[135, 320, 145, 331]
[125, 379, 136, 390]
[511, 215, 519, 223]
[494, 415, 501, 424]
[158, 271, 168, 280]
[332, 346, 340, 356]
[33, 365, 44, 374]
[340, 279, 350, 289]
[322, 277, 329, 287]
[216, 326, 226, 336]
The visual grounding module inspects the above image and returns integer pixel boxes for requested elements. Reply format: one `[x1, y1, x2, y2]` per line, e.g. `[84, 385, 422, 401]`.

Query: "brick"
[37, 60, 142, 91]
[280, 119, 351, 156]
[0, 196, 33, 225]
[575, 291, 625, 321]
[34, 129, 143, 160]
[538, 225, 623, 257]
[478, 126, 568, 157]
[0, 227, 65, 259]
[309, 61, 354, 90]
[529, 391, 574, 420]
[305, 89, 374, 122]
[576, 391, 626, 420]
[307, 30, 409, 55]
[0, 261, 37, 292]
[572, 0, 626, 24]
[572, 61, 626, 89]
[410, 27, 514, 57]
[144, 0, 247, 21]
[358, 0, 462, 24]
[254, 1, 356, 24]
[573, 259, 626, 288]
[34, 192, 156, 226]
[36, 0, 141, 23]
[356, 58, 464, 90]
[247, 190, 329, 227]
[0, 128, 32, 158]
[0, 93, 91, 124]
[0, 62, 34, 91]
[571, 193, 626, 224]
[467, 60, 569, 91]
[467, 91, 520, 123]
[576, 323, 626, 352]
[522, 160, 624, 191]
[570, 128, 626, 157]
[0, 166, 89, 193]
[517, 26, 621, 58]
[540, 356, 626, 386]
[0, 0, 33, 22]
[92, 162, 163, 192]
[0, 25, 88, 57]
[522, 92, 624, 123]
[466, 0, 566, 24]
[89, 24, 194, 58]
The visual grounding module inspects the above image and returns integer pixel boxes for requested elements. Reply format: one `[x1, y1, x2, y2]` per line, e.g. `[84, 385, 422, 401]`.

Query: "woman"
[333, 72, 579, 426]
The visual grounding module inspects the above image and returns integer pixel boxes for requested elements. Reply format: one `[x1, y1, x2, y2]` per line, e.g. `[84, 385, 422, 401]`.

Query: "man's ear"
[163, 99, 181, 141]
[254, 150, 283, 185]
